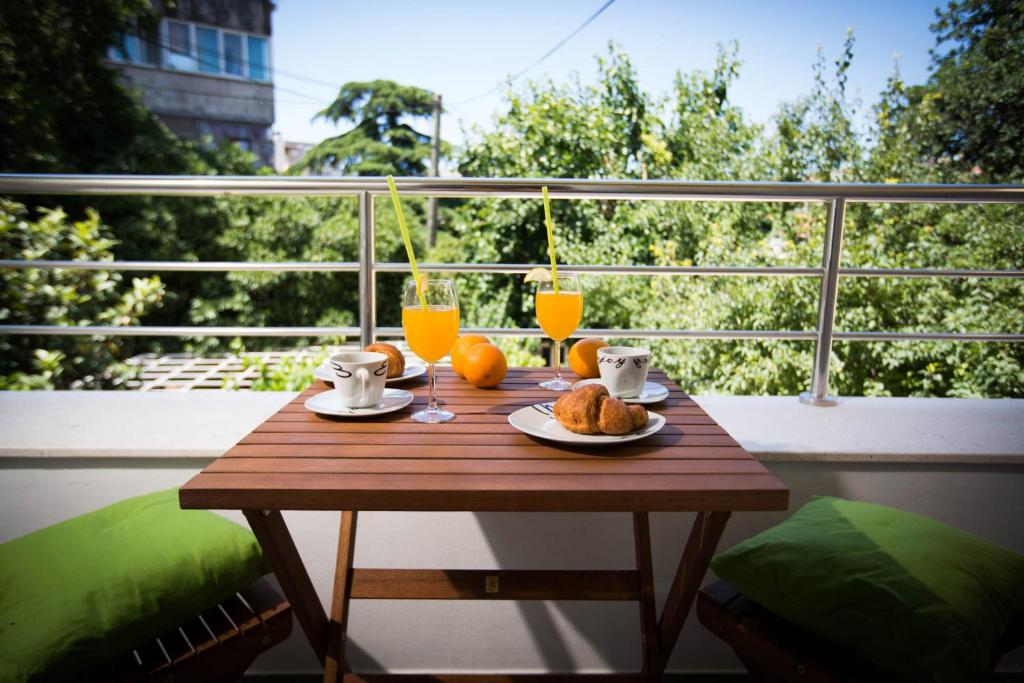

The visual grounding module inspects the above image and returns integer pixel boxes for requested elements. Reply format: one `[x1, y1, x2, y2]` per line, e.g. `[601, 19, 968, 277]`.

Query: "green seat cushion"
[711, 496, 1024, 683]
[0, 488, 270, 682]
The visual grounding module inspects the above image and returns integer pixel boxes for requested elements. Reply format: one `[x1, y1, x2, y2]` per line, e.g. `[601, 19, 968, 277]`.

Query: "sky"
[270, 0, 942, 164]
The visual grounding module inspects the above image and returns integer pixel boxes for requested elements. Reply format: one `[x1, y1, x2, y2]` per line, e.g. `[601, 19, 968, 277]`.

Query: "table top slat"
[180, 367, 788, 512]
[205, 456, 769, 476]
[181, 471, 788, 512]
[222, 443, 754, 460]
[264, 410, 718, 425]
[238, 432, 741, 448]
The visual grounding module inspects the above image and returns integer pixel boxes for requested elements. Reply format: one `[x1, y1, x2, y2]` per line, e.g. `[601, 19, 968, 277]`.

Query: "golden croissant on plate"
[552, 384, 649, 435]
[364, 342, 405, 378]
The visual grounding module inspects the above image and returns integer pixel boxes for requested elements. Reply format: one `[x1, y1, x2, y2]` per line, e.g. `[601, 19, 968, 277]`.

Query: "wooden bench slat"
[97, 577, 292, 681]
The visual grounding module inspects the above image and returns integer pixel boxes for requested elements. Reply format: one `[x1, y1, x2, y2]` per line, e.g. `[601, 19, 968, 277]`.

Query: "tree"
[299, 80, 440, 176]
[0, 200, 164, 389]
[0, 0, 262, 362]
[448, 38, 1023, 398]
[0, 0, 190, 175]
[918, 0, 1024, 181]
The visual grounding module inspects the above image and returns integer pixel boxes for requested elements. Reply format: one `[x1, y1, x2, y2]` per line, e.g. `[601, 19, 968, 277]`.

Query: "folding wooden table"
[180, 367, 788, 682]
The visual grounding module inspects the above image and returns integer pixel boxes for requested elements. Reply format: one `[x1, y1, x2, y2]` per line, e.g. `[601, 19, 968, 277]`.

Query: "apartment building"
[107, 1, 275, 166]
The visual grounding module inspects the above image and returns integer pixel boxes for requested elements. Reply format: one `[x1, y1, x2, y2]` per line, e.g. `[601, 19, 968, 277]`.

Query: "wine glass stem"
[552, 340, 562, 380]
[428, 362, 438, 410]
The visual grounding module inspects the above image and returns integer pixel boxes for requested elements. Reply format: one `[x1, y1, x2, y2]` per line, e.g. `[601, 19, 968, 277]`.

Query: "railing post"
[358, 191, 376, 348]
[800, 198, 846, 406]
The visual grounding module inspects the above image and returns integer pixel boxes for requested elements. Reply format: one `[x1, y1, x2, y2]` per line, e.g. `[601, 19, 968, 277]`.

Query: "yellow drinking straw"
[541, 186, 560, 293]
[386, 175, 428, 308]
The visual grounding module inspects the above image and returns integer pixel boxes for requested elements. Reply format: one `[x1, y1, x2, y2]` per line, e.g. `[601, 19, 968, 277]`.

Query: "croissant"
[553, 384, 649, 436]
[553, 384, 605, 434]
[364, 343, 405, 378]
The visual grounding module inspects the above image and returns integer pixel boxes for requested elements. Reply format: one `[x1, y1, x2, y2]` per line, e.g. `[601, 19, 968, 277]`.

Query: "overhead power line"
[449, 0, 618, 106]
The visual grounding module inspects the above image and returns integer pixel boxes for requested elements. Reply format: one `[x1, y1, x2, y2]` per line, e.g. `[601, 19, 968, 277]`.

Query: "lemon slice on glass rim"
[415, 273, 429, 295]
[524, 267, 553, 283]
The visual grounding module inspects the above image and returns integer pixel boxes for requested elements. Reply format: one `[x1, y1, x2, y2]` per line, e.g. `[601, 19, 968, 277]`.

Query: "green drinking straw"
[386, 175, 428, 308]
[541, 186, 560, 294]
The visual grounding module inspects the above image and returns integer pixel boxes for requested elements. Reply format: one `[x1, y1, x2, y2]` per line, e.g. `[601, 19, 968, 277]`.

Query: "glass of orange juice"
[403, 278, 460, 423]
[535, 273, 582, 390]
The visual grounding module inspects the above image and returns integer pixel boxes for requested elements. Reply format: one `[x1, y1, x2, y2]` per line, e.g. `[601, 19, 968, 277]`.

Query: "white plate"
[572, 378, 670, 404]
[304, 388, 414, 417]
[315, 362, 427, 385]
[507, 402, 666, 445]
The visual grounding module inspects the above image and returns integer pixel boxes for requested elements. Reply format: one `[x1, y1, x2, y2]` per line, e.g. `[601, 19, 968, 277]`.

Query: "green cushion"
[711, 496, 1024, 683]
[0, 488, 270, 682]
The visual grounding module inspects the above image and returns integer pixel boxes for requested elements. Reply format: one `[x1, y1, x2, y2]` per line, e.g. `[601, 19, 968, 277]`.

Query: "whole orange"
[568, 338, 608, 379]
[462, 343, 507, 388]
[451, 334, 490, 378]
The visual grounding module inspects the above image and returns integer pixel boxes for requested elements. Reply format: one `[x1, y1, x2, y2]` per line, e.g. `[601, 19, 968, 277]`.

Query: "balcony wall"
[2, 391, 1022, 675]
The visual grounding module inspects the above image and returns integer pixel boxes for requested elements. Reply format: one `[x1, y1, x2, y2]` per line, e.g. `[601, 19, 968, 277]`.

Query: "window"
[247, 36, 269, 81]
[111, 19, 269, 81]
[139, 29, 161, 66]
[197, 27, 219, 74]
[223, 33, 244, 76]
[166, 21, 196, 71]
[108, 34, 139, 63]
[108, 29, 160, 67]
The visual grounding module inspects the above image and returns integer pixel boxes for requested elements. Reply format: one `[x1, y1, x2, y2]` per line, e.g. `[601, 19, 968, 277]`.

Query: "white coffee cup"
[597, 346, 651, 398]
[329, 351, 389, 408]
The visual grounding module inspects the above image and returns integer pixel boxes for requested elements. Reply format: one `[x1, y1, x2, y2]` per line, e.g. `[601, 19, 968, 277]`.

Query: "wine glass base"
[539, 377, 573, 391]
[411, 407, 455, 423]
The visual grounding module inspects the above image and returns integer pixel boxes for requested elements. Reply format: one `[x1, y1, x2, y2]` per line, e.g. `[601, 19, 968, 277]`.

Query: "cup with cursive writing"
[329, 351, 389, 408]
[596, 346, 651, 398]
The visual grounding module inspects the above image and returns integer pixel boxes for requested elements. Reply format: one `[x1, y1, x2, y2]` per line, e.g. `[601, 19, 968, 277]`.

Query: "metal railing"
[2, 174, 1023, 405]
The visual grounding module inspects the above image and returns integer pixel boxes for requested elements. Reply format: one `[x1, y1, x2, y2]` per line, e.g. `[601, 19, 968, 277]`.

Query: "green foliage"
[0, 0, 264, 361]
[299, 80, 441, 175]
[227, 350, 329, 392]
[188, 194, 427, 350]
[3, 3, 1022, 398]
[0, 0, 156, 173]
[921, 0, 1024, 181]
[767, 31, 862, 182]
[449, 39, 1023, 398]
[0, 200, 164, 389]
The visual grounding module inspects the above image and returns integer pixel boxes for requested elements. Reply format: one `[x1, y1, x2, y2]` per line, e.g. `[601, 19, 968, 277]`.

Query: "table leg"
[655, 510, 731, 674]
[243, 509, 329, 665]
[632, 512, 660, 676]
[324, 511, 359, 683]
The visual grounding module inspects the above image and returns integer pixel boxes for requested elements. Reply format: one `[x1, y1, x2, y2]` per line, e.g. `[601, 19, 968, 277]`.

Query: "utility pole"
[427, 93, 441, 248]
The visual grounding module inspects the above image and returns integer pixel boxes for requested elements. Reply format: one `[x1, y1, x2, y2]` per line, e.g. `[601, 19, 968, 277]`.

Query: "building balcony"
[1, 175, 1022, 677]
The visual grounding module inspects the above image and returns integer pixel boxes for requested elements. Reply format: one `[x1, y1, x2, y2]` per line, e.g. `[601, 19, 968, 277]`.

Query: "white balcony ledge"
[1, 390, 1021, 464]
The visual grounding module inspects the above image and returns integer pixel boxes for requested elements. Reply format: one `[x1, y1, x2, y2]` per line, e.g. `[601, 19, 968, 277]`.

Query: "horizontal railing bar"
[833, 331, 1024, 342]
[4, 261, 1022, 281]
[0, 325, 360, 337]
[375, 327, 819, 341]
[2, 325, 1018, 342]
[6, 260, 1022, 281]
[840, 267, 1024, 279]
[374, 262, 823, 277]
[2, 175, 1024, 204]
[0, 260, 360, 272]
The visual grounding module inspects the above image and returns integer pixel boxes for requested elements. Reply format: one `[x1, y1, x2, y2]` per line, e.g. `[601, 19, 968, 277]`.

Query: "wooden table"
[180, 367, 788, 681]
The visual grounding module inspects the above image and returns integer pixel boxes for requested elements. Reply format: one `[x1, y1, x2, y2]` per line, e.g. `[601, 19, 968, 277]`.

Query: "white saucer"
[572, 379, 670, 404]
[315, 362, 426, 385]
[304, 388, 414, 417]
[507, 403, 666, 445]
